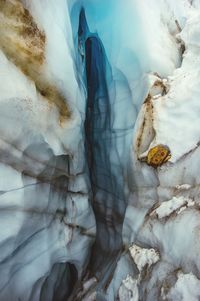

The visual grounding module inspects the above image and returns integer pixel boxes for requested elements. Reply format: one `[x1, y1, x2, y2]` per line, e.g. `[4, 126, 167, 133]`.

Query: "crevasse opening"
[67, 0, 182, 298]
[69, 2, 146, 294]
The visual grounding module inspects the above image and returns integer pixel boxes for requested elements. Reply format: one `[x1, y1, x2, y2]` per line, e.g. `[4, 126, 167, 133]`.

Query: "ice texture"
[0, 0, 200, 300]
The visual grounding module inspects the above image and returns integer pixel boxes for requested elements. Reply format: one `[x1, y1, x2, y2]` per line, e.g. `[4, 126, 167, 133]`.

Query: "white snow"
[118, 275, 139, 301]
[167, 272, 200, 301]
[150, 8, 200, 162]
[176, 184, 192, 190]
[124, 2, 200, 300]
[150, 196, 195, 218]
[129, 244, 160, 273]
[137, 0, 181, 76]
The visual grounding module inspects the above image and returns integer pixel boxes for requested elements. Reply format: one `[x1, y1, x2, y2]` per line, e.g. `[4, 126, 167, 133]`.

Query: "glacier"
[0, 0, 200, 300]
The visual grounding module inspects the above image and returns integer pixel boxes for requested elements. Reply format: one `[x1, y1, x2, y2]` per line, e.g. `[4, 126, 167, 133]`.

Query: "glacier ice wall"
[0, 0, 200, 300]
[78, 7, 136, 281]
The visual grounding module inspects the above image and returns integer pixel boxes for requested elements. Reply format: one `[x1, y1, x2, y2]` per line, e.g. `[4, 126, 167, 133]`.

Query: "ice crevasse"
[0, 0, 200, 300]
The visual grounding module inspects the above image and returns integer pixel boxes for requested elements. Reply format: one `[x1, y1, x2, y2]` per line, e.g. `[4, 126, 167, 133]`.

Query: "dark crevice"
[39, 263, 78, 301]
[78, 8, 129, 290]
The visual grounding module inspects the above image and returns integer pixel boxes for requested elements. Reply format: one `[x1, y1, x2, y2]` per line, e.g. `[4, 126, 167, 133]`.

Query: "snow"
[149, 8, 200, 162]
[118, 276, 139, 301]
[129, 244, 160, 273]
[124, 2, 200, 300]
[167, 272, 200, 301]
[176, 184, 192, 190]
[150, 196, 195, 218]
[137, 0, 181, 76]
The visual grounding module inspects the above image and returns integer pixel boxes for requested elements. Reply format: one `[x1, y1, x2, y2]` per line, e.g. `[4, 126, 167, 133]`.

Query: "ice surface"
[0, 0, 200, 300]
[166, 272, 200, 301]
[118, 276, 139, 301]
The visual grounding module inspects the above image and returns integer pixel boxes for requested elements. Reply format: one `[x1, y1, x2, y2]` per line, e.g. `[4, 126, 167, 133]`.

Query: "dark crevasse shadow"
[40, 262, 78, 301]
[19, 151, 79, 301]
[78, 8, 135, 290]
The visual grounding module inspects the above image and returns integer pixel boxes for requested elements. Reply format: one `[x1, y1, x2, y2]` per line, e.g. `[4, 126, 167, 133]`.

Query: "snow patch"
[129, 244, 160, 273]
[150, 196, 195, 219]
[167, 272, 200, 301]
[118, 275, 139, 301]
